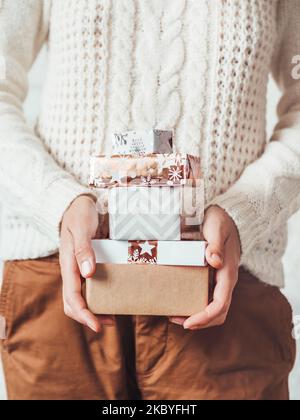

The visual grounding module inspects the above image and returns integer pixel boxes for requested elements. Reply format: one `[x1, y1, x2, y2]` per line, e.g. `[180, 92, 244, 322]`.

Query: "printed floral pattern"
[90, 154, 201, 188]
[128, 241, 158, 264]
[141, 174, 157, 187]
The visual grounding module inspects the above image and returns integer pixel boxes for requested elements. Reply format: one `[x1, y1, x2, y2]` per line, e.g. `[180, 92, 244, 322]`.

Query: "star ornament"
[139, 241, 156, 257]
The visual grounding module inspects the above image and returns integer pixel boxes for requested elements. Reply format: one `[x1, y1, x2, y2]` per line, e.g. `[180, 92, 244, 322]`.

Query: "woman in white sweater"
[0, 0, 299, 400]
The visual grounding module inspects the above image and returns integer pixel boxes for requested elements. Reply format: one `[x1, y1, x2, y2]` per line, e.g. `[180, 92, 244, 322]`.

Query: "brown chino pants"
[0, 256, 296, 400]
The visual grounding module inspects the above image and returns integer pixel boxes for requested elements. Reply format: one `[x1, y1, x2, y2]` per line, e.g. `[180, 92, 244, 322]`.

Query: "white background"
[0, 49, 299, 400]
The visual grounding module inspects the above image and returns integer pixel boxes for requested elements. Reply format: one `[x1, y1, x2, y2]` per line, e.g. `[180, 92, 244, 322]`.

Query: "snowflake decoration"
[128, 255, 157, 265]
[141, 174, 157, 187]
[138, 257, 157, 265]
[168, 166, 183, 182]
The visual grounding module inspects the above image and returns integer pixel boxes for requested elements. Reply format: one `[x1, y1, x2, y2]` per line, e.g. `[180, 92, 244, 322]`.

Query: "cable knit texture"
[0, 0, 300, 287]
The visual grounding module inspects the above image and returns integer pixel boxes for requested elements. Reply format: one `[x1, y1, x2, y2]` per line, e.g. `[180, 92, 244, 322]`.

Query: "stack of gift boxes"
[86, 130, 210, 317]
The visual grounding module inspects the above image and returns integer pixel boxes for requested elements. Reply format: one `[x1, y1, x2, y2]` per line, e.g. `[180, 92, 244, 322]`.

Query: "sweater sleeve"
[0, 0, 93, 245]
[210, 0, 300, 260]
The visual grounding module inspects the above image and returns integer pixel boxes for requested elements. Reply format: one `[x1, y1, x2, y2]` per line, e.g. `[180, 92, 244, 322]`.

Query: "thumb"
[72, 230, 96, 279]
[206, 241, 225, 269]
[203, 208, 228, 269]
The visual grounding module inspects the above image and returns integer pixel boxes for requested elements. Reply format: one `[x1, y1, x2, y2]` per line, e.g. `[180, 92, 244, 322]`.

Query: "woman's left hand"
[170, 205, 241, 330]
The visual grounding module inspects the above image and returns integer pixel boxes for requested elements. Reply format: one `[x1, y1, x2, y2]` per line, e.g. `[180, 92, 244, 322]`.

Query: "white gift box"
[92, 240, 207, 267]
[112, 129, 173, 155]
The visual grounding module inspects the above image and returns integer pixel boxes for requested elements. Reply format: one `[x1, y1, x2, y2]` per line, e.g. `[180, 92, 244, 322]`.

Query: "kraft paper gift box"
[112, 129, 173, 155]
[86, 265, 212, 316]
[107, 186, 204, 241]
[89, 153, 201, 188]
[91, 240, 207, 266]
[85, 240, 212, 316]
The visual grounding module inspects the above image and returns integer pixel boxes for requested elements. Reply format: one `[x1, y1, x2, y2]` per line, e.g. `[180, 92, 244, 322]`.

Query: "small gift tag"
[0, 315, 7, 340]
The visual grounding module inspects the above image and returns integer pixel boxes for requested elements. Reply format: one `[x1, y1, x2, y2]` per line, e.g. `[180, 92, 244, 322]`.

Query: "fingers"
[72, 230, 96, 279]
[171, 235, 239, 330]
[170, 207, 241, 330]
[169, 269, 232, 329]
[60, 229, 113, 332]
[62, 195, 99, 279]
[203, 207, 230, 269]
[59, 196, 114, 331]
[169, 317, 187, 326]
[170, 246, 232, 328]
[183, 258, 238, 330]
[205, 243, 224, 270]
[183, 299, 230, 330]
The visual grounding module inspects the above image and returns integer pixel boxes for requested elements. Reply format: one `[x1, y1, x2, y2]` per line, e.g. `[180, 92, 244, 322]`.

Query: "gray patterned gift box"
[108, 186, 203, 241]
[110, 213, 181, 241]
[109, 214, 181, 241]
[112, 129, 173, 155]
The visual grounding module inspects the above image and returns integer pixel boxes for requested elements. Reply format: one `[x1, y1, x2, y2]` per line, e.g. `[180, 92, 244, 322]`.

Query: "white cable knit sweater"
[0, 0, 300, 287]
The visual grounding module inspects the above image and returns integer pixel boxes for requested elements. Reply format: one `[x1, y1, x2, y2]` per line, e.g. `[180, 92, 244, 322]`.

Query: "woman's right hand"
[59, 195, 114, 332]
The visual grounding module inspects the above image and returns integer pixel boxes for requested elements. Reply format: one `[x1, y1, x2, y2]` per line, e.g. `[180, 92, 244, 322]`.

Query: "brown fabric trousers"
[0, 256, 296, 400]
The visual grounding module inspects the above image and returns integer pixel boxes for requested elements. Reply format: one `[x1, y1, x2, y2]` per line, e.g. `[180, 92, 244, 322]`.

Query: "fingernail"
[211, 253, 222, 264]
[81, 260, 92, 277]
[88, 320, 99, 333]
[170, 317, 184, 325]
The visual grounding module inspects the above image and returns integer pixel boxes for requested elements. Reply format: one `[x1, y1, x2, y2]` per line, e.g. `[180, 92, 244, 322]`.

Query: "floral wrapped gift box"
[90, 154, 202, 188]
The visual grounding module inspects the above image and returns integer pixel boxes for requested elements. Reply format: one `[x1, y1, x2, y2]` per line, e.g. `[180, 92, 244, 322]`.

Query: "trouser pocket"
[0, 262, 16, 342]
